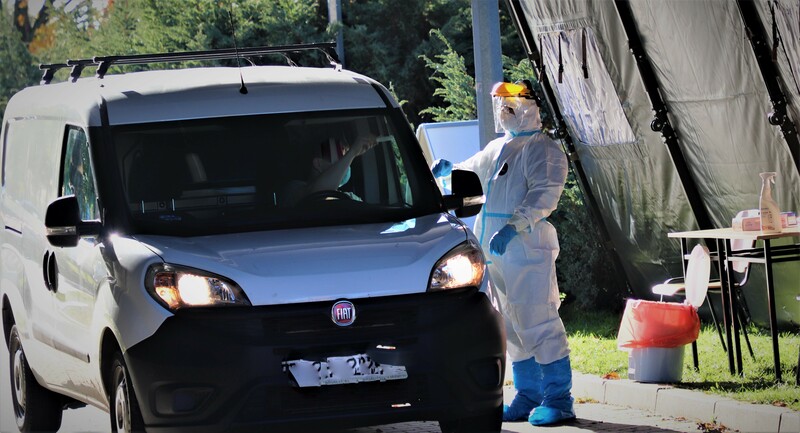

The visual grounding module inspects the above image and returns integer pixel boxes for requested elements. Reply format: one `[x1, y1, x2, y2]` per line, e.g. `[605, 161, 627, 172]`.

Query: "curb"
[571, 371, 800, 433]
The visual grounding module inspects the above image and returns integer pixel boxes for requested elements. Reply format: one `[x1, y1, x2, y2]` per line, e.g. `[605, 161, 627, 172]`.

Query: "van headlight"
[428, 241, 486, 291]
[145, 264, 251, 310]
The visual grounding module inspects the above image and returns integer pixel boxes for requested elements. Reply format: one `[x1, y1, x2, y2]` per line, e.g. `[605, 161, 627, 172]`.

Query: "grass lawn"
[561, 305, 800, 411]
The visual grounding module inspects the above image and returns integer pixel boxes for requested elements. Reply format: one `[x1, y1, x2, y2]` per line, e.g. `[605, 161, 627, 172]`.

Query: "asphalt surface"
[1, 386, 706, 433]
[0, 344, 780, 433]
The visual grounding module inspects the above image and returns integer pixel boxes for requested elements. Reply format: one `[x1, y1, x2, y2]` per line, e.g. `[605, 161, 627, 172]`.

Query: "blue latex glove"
[489, 224, 518, 256]
[431, 159, 453, 178]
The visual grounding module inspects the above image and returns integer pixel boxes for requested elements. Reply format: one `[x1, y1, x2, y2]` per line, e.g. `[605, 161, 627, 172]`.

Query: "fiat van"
[0, 45, 504, 432]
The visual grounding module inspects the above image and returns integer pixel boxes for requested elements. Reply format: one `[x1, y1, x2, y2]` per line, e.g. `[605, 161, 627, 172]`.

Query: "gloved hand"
[489, 224, 518, 256]
[431, 159, 453, 178]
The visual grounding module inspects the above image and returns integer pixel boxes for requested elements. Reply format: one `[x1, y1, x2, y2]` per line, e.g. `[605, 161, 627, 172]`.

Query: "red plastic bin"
[617, 299, 700, 349]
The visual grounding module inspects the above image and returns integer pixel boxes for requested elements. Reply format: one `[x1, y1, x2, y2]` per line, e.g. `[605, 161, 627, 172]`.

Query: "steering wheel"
[297, 189, 352, 206]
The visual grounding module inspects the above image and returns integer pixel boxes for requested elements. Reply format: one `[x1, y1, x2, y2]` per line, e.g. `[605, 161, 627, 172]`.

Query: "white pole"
[327, 0, 345, 67]
[471, 0, 504, 149]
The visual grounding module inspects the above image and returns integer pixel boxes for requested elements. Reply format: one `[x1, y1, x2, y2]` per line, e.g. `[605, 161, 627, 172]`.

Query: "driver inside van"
[283, 134, 377, 206]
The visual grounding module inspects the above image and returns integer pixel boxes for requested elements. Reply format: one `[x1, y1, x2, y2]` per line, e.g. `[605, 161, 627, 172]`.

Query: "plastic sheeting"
[538, 28, 636, 146]
[517, 0, 800, 327]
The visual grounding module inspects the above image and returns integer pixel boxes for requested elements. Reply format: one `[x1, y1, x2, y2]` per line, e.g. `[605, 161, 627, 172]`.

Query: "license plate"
[282, 353, 408, 387]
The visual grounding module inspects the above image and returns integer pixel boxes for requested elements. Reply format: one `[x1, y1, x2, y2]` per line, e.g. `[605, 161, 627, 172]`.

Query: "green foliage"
[418, 29, 475, 122]
[417, 36, 537, 123]
[31, 0, 330, 79]
[0, 9, 39, 118]
[501, 55, 534, 82]
[342, 0, 473, 125]
[5, 0, 477, 126]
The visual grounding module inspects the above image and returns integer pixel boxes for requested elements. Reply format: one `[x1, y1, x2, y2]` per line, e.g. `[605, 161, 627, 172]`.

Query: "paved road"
[1, 341, 706, 433]
[2, 393, 708, 433]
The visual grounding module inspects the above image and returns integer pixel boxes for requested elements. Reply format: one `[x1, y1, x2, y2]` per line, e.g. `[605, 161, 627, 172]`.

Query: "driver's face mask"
[493, 96, 526, 134]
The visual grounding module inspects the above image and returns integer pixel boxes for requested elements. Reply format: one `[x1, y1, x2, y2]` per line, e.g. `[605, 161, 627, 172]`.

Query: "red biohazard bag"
[616, 299, 700, 349]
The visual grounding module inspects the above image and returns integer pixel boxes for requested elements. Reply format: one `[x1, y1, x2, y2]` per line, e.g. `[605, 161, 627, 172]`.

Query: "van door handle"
[42, 251, 58, 292]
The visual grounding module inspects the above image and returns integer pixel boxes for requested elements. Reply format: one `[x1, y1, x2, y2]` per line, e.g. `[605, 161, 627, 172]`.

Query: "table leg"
[763, 239, 782, 382]
[716, 239, 735, 375]
[724, 239, 743, 375]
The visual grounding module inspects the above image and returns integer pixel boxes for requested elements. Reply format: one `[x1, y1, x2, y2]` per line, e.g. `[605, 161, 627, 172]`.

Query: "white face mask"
[493, 96, 541, 135]
[493, 97, 524, 134]
[340, 166, 351, 187]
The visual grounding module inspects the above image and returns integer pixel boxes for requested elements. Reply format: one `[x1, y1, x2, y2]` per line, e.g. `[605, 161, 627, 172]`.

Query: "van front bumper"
[125, 288, 505, 432]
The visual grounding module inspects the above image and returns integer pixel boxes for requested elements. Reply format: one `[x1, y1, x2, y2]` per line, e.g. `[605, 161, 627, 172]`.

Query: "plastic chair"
[652, 243, 756, 370]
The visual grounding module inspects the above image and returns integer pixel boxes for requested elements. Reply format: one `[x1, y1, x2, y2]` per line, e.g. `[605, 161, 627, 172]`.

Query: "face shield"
[491, 81, 542, 135]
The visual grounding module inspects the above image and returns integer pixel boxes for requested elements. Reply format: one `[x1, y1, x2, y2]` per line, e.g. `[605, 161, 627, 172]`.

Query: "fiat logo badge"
[331, 300, 356, 326]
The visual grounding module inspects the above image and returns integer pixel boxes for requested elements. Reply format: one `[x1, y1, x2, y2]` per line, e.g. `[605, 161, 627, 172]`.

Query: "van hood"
[130, 214, 471, 305]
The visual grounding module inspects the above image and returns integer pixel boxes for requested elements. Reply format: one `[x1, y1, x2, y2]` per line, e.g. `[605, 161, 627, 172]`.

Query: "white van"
[0, 45, 504, 432]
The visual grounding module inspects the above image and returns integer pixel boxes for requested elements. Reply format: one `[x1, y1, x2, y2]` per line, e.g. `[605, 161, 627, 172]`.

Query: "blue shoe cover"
[528, 356, 575, 426]
[503, 400, 535, 422]
[502, 357, 542, 422]
[528, 406, 576, 426]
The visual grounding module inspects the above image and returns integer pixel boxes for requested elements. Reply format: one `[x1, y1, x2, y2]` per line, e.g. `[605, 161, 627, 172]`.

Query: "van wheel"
[439, 405, 502, 433]
[109, 351, 144, 432]
[8, 325, 64, 432]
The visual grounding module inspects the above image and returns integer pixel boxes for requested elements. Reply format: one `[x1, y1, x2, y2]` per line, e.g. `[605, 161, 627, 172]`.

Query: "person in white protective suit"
[431, 81, 575, 426]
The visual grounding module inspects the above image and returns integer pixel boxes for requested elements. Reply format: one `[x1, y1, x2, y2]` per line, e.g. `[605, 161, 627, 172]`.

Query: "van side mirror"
[45, 195, 102, 248]
[442, 169, 484, 218]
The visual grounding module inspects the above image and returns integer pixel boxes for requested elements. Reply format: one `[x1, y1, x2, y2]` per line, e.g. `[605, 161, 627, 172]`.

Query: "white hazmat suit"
[432, 81, 575, 426]
[455, 95, 569, 365]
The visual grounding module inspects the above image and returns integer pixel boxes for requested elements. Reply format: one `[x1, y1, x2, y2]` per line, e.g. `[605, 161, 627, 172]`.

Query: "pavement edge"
[571, 372, 799, 433]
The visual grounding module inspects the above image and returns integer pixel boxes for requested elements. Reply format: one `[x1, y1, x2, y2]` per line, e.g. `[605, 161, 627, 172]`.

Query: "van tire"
[8, 325, 64, 432]
[438, 405, 502, 433]
[109, 351, 145, 432]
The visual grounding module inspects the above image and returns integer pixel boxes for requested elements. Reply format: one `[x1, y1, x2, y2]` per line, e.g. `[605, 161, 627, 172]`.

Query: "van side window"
[61, 127, 99, 221]
[3, 121, 33, 203]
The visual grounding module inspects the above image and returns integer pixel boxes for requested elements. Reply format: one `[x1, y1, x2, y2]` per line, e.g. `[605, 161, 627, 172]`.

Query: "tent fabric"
[517, 0, 800, 327]
[763, 0, 800, 141]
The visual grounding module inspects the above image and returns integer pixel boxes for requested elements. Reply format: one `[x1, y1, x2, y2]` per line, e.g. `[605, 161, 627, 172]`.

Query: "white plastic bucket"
[628, 346, 685, 383]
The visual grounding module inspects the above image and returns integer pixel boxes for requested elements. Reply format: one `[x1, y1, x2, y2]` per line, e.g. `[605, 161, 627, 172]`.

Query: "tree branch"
[12, 0, 32, 42]
[32, 0, 50, 34]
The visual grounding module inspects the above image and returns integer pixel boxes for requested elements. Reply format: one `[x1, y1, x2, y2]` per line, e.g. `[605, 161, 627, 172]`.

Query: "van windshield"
[109, 110, 441, 236]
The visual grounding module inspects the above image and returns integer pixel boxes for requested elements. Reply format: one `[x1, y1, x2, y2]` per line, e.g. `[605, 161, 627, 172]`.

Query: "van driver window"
[62, 126, 99, 221]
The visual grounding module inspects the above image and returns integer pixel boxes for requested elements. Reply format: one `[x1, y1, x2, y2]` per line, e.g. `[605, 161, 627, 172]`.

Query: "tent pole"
[736, 0, 800, 173]
[613, 0, 715, 234]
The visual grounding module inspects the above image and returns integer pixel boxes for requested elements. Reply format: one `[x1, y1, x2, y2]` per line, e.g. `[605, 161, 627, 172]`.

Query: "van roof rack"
[38, 42, 340, 85]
